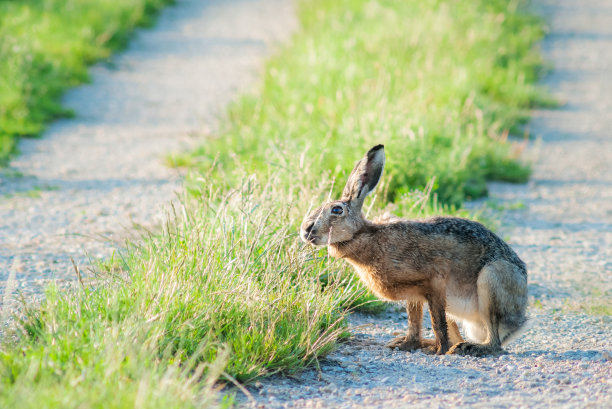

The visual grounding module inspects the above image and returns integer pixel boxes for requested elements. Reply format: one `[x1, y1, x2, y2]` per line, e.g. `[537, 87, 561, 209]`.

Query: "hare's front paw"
[386, 336, 436, 353]
[448, 342, 506, 357]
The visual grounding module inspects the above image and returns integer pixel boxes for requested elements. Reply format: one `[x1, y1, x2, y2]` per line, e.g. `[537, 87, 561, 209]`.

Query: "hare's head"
[300, 145, 385, 246]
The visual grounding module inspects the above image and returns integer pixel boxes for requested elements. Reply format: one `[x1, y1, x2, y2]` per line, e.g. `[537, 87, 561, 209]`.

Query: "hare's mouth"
[301, 221, 327, 246]
[301, 231, 325, 246]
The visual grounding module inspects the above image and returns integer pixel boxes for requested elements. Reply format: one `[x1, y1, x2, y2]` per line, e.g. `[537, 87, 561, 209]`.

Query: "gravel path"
[0, 0, 296, 300]
[238, 0, 612, 407]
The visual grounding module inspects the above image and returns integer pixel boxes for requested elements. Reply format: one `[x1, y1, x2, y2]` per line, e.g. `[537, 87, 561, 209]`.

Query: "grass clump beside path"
[1, 0, 549, 407]
[0, 0, 174, 164]
[1, 178, 359, 409]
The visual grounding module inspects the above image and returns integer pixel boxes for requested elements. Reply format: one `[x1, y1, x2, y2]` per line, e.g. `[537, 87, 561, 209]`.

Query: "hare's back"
[414, 216, 525, 270]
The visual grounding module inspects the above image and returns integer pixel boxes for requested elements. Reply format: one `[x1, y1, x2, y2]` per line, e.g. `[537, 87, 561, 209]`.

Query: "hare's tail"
[500, 315, 530, 347]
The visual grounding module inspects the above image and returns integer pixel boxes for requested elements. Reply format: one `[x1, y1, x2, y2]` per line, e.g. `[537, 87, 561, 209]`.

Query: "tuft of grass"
[565, 287, 612, 316]
[1, 184, 60, 200]
[586, 304, 612, 316]
[0, 0, 174, 165]
[0, 168, 24, 179]
[0, 174, 375, 407]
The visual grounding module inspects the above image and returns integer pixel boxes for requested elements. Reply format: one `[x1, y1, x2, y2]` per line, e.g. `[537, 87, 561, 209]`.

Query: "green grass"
[1, 184, 60, 200]
[1, 177, 371, 408]
[175, 0, 551, 207]
[530, 285, 611, 316]
[0, 0, 174, 164]
[567, 287, 612, 316]
[1, 0, 550, 407]
[586, 304, 612, 316]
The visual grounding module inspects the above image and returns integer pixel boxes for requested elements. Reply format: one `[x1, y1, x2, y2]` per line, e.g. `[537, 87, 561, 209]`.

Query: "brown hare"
[300, 145, 528, 356]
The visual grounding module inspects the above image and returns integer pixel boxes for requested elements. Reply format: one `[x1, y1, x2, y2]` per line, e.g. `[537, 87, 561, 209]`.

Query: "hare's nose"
[301, 222, 319, 244]
[304, 223, 316, 236]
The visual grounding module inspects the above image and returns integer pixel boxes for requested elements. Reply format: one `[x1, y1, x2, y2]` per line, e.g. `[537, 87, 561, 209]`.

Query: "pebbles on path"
[0, 0, 297, 300]
[238, 0, 612, 407]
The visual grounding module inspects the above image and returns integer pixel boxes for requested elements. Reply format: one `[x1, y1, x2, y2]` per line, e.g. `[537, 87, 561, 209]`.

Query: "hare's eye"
[331, 206, 343, 215]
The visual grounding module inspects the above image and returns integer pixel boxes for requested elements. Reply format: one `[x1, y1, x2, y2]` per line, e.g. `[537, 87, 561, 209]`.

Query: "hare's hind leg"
[387, 301, 437, 353]
[448, 319, 464, 345]
[449, 260, 526, 357]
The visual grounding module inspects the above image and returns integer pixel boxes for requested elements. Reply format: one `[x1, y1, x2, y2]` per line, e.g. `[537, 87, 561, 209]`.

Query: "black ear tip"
[370, 144, 384, 152]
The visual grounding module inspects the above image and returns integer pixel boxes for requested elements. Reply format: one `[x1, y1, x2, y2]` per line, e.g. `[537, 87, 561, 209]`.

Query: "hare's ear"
[342, 144, 385, 210]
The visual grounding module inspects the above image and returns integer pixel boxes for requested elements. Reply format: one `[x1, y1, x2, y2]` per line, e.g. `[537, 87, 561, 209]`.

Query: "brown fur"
[301, 145, 528, 356]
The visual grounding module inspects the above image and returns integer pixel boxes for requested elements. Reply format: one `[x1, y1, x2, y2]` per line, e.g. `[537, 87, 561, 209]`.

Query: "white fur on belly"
[463, 322, 488, 343]
[446, 293, 479, 321]
[445, 294, 486, 342]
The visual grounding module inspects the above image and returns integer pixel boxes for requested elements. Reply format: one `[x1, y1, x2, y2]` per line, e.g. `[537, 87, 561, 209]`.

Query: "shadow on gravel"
[0, 176, 173, 197]
[515, 350, 604, 360]
[528, 281, 574, 298]
[533, 178, 612, 187]
[512, 219, 610, 233]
